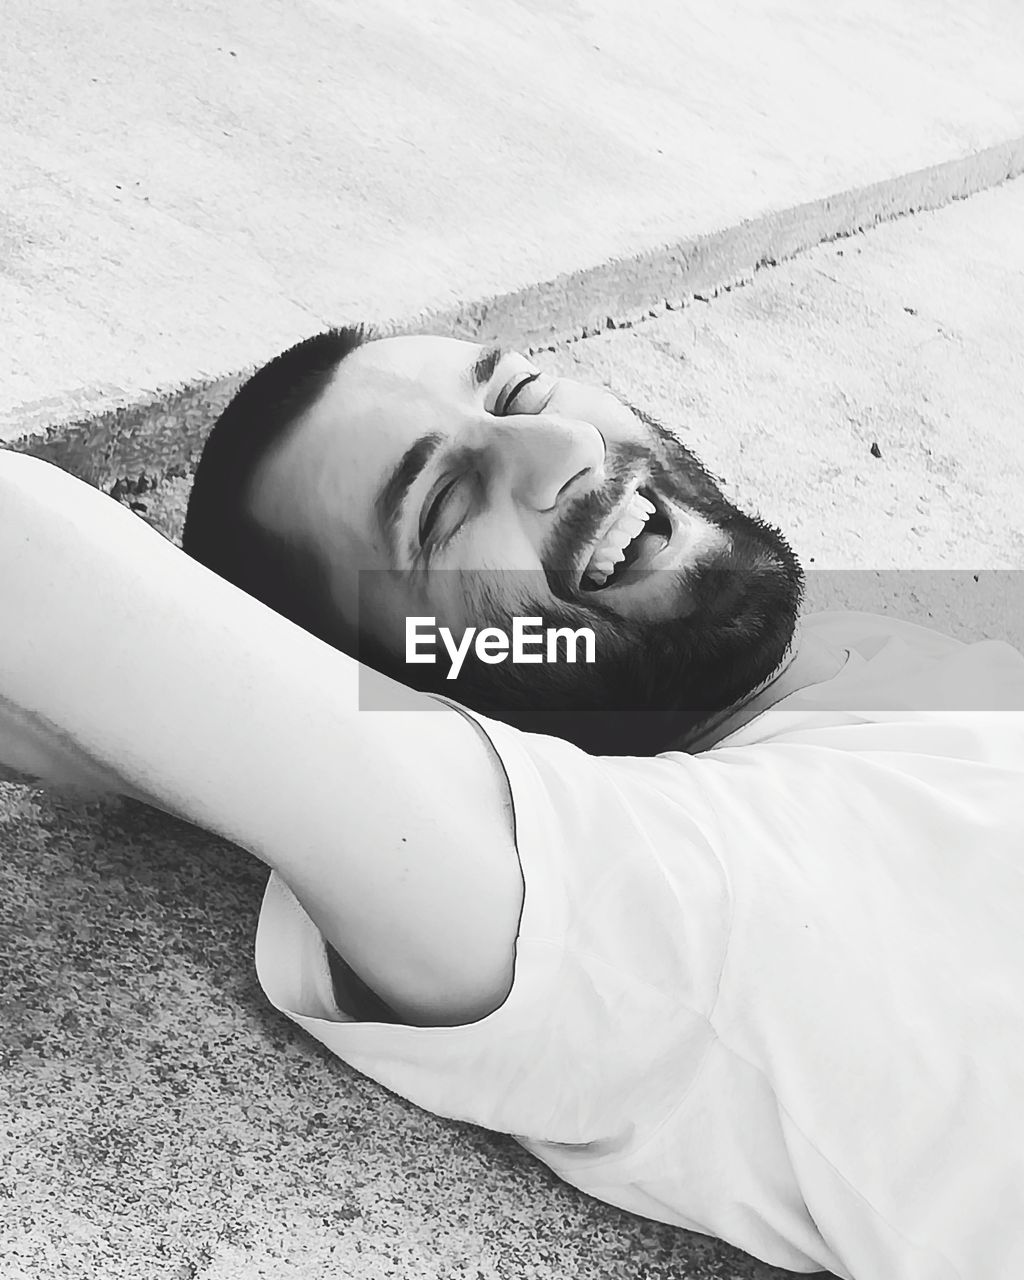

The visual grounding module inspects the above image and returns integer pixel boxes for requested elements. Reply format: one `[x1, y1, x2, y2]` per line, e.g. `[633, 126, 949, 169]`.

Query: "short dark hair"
[182, 325, 369, 643]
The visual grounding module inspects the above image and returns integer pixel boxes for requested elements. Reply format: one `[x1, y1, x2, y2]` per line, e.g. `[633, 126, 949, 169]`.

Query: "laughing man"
[2, 326, 1022, 1280]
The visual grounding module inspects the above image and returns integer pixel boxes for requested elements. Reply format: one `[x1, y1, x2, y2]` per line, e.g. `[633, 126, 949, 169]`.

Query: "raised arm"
[0, 449, 523, 1027]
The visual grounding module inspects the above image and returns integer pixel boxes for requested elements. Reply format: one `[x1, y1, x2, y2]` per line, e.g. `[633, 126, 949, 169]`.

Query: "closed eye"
[419, 475, 461, 546]
[498, 371, 542, 415]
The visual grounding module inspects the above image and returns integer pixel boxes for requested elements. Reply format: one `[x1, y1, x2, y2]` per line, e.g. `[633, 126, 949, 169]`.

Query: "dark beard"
[360, 416, 804, 756]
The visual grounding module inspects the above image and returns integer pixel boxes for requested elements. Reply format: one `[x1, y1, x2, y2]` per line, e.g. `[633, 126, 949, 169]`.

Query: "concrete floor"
[3, 173, 1023, 1279]
[3, 0, 1024, 439]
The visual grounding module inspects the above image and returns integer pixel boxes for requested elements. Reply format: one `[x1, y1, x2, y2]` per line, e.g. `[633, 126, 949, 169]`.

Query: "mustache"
[540, 443, 650, 598]
[538, 420, 733, 602]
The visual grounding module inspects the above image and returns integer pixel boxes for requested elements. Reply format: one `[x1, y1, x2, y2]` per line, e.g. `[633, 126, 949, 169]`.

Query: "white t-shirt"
[255, 611, 1024, 1279]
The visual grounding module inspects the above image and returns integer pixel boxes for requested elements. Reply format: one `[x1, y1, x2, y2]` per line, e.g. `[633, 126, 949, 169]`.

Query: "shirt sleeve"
[256, 698, 732, 1151]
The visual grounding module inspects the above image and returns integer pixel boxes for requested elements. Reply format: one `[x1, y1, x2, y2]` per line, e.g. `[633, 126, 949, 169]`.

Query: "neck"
[670, 622, 845, 753]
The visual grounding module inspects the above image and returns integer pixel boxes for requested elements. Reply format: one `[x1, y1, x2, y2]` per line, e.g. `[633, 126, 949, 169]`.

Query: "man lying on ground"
[1, 326, 1022, 1280]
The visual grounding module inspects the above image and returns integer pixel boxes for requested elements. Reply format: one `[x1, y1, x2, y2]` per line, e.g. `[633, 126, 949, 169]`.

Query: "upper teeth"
[582, 490, 656, 588]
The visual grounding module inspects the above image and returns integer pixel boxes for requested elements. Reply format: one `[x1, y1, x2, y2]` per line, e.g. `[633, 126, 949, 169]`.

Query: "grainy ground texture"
[3, 172, 1024, 1279]
[3, 0, 1024, 437]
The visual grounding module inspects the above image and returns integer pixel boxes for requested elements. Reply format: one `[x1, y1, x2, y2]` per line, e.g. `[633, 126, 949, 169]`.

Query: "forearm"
[0, 449, 365, 843]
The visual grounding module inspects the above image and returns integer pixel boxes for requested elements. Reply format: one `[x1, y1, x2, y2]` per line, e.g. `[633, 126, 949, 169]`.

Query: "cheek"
[423, 572, 504, 635]
[449, 510, 540, 574]
[551, 385, 645, 448]
[602, 406, 649, 449]
[347, 570, 429, 661]
[425, 567, 555, 637]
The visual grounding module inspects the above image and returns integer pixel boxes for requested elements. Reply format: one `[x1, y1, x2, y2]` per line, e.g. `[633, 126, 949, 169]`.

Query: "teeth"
[617, 516, 646, 541]
[581, 488, 656, 588]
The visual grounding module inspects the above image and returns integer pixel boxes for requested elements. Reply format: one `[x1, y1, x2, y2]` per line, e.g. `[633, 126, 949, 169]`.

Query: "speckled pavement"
[3, 175, 1024, 1278]
[4, 0, 1024, 439]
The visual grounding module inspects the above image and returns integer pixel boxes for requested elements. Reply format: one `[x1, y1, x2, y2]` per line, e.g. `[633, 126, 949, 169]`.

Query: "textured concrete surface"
[4, 0, 1024, 440]
[3, 177, 1024, 1278]
[557, 179, 1024, 581]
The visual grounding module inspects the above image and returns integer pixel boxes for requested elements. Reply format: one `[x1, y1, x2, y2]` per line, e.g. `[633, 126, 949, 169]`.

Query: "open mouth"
[580, 487, 674, 592]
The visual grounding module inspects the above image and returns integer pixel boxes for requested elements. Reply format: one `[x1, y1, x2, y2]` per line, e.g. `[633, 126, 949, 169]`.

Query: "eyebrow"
[471, 342, 505, 390]
[375, 345, 507, 557]
[375, 432, 445, 557]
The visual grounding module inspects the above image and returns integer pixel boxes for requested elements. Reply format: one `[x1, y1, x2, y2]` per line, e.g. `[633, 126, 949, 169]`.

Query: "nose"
[488, 412, 606, 512]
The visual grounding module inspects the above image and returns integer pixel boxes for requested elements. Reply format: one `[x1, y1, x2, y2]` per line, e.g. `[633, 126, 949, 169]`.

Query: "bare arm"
[0, 450, 523, 1027]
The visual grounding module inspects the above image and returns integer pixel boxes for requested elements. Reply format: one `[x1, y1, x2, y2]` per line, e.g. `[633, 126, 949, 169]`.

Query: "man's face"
[250, 334, 804, 751]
